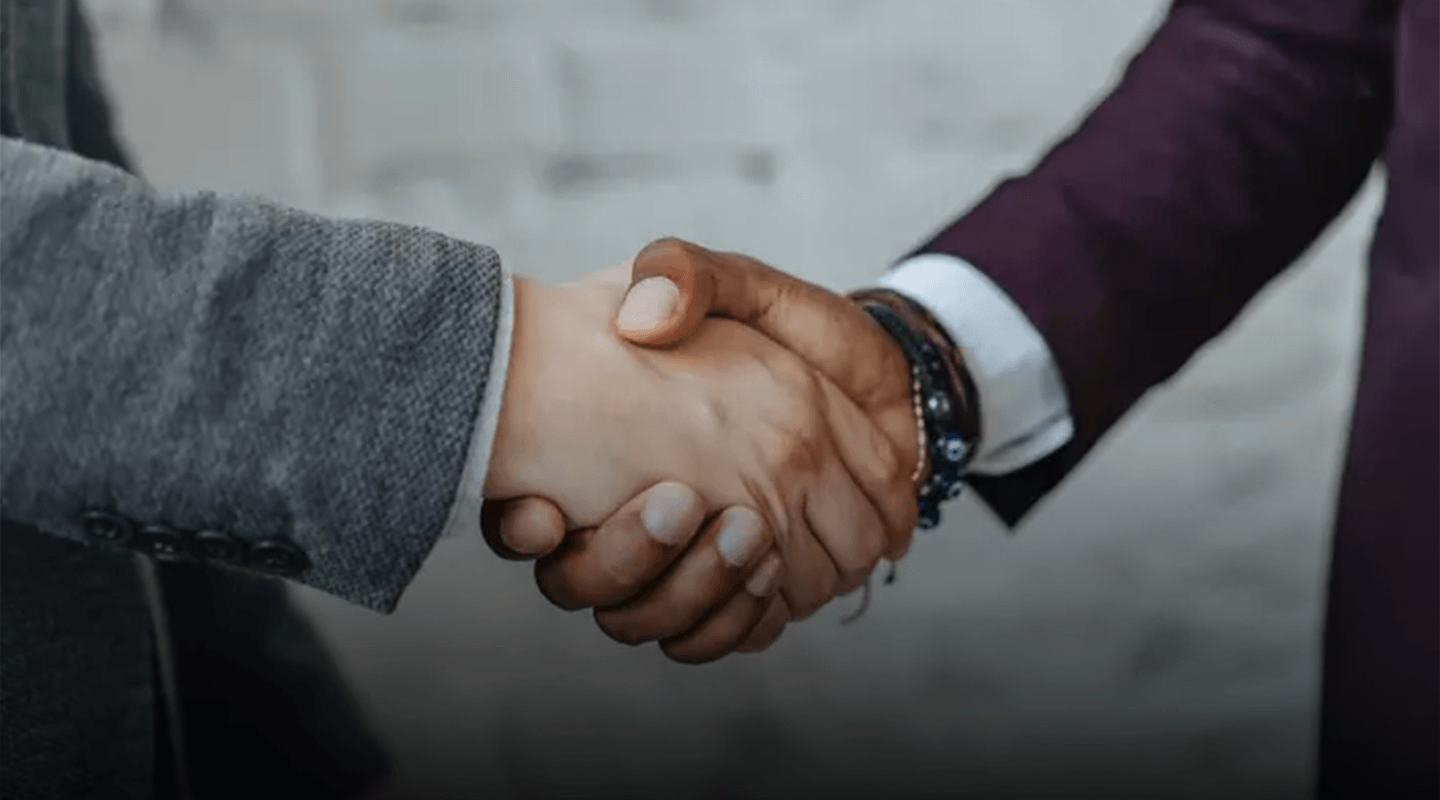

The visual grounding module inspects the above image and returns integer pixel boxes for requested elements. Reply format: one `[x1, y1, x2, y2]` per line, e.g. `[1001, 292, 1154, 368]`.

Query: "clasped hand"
[482, 238, 921, 663]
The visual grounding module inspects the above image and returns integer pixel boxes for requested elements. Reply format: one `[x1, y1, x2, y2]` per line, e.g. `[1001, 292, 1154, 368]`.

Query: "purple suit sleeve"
[912, 0, 1398, 525]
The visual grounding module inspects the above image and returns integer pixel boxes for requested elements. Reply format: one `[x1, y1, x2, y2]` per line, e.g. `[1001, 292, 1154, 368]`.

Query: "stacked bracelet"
[850, 290, 981, 530]
[835, 289, 983, 625]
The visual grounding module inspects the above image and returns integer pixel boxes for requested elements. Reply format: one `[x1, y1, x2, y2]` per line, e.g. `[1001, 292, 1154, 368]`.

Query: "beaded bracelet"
[851, 292, 981, 528]
[837, 289, 982, 623]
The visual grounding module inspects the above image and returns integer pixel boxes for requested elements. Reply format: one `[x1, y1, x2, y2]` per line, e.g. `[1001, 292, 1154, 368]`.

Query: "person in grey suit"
[0, 2, 917, 797]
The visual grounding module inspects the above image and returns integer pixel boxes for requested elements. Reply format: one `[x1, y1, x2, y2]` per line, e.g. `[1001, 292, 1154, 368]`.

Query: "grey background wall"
[82, 1, 1384, 797]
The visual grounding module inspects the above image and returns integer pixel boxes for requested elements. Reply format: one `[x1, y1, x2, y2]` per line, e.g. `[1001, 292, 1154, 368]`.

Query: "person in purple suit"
[491, 1, 1438, 795]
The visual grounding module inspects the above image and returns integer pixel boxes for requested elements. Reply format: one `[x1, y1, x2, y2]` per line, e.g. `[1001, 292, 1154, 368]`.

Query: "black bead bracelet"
[858, 300, 978, 530]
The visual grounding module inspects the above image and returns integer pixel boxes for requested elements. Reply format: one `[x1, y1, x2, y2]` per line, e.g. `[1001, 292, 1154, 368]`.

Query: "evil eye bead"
[942, 435, 968, 464]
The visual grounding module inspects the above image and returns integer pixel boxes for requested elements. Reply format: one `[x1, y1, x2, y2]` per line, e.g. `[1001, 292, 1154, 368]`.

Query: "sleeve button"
[247, 538, 309, 577]
[80, 510, 133, 544]
[135, 524, 187, 560]
[191, 529, 245, 564]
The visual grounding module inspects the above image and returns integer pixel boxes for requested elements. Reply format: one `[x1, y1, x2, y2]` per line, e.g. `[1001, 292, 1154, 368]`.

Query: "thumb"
[615, 236, 797, 348]
[614, 237, 728, 347]
[617, 237, 922, 555]
[617, 237, 908, 411]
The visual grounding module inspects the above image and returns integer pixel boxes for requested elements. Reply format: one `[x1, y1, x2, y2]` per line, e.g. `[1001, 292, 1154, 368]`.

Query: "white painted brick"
[83, 0, 159, 33]
[176, 0, 377, 36]
[372, 0, 815, 29]
[785, 0, 1164, 157]
[94, 31, 321, 206]
[554, 31, 788, 153]
[780, 145, 1056, 285]
[320, 30, 564, 189]
[491, 149, 846, 284]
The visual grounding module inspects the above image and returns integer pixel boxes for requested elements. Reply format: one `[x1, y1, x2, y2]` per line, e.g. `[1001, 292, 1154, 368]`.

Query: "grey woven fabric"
[1, 1, 509, 795]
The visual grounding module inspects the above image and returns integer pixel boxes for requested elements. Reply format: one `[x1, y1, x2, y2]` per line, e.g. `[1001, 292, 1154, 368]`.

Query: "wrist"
[481, 276, 658, 519]
[848, 288, 981, 527]
[484, 275, 550, 499]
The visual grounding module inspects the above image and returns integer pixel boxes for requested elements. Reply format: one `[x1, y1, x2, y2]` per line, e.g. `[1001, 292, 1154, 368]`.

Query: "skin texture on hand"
[481, 264, 909, 659]
[482, 483, 787, 663]
[482, 241, 922, 662]
[619, 237, 921, 555]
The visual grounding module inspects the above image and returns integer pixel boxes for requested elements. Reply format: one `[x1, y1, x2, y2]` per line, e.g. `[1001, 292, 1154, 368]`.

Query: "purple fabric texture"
[914, 1, 1437, 794]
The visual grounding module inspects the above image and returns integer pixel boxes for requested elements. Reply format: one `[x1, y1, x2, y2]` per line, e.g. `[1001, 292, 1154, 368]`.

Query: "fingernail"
[499, 528, 533, 555]
[716, 508, 764, 568]
[617, 277, 680, 332]
[642, 483, 696, 546]
[745, 553, 783, 597]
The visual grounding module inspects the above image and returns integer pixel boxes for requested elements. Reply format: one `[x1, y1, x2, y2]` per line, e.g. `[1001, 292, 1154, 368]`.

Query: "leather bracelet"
[835, 288, 983, 625]
[849, 289, 982, 529]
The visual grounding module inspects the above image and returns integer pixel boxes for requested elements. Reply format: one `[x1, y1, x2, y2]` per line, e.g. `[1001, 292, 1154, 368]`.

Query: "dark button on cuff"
[136, 524, 186, 560]
[247, 538, 309, 577]
[191, 529, 245, 564]
[80, 510, 133, 544]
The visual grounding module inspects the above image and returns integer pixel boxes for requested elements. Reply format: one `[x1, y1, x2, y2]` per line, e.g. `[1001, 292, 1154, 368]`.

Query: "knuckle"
[593, 558, 638, 599]
[863, 524, 888, 566]
[535, 569, 585, 611]
[637, 236, 689, 269]
[773, 426, 823, 479]
[832, 553, 868, 586]
[740, 477, 790, 546]
[862, 534, 885, 566]
[837, 569, 869, 596]
[896, 503, 920, 540]
[599, 596, 708, 646]
[595, 610, 649, 646]
[671, 596, 713, 634]
[788, 574, 839, 620]
[647, 590, 716, 641]
[872, 425, 903, 487]
[586, 542, 662, 606]
[662, 641, 723, 665]
[771, 279, 811, 315]
[784, 590, 825, 621]
[499, 522, 547, 558]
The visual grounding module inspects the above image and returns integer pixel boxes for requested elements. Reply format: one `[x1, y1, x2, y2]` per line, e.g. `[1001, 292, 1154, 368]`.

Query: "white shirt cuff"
[439, 265, 515, 541]
[874, 253, 1075, 476]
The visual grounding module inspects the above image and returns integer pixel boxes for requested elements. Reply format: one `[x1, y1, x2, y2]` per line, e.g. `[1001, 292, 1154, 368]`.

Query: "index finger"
[625, 237, 910, 411]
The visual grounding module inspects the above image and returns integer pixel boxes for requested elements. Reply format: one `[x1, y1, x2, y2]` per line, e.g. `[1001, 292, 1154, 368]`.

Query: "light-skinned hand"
[484, 241, 922, 661]
[480, 260, 908, 661]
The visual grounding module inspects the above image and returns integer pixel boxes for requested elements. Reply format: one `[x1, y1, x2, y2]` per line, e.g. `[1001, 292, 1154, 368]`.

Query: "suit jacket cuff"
[0, 139, 507, 613]
[438, 266, 515, 543]
[876, 253, 1075, 476]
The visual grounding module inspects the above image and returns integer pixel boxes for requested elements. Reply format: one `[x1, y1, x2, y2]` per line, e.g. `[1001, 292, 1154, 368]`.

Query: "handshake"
[479, 237, 935, 664]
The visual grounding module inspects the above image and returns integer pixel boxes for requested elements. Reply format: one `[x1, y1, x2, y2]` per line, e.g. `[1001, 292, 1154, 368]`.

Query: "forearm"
[0, 137, 508, 612]
[895, 0, 1395, 521]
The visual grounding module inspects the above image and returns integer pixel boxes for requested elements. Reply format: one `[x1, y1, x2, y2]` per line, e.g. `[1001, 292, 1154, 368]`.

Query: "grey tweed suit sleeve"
[1, 136, 511, 613]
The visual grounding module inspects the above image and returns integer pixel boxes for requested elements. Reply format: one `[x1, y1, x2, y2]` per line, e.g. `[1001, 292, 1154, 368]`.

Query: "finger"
[623, 238, 911, 412]
[615, 237, 725, 346]
[480, 498, 567, 561]
[622, 237, 784, 348]
[777, 512, 842, 621]
[566, 261, 635, 289]
[620, 238, 921, 551]
[802, 450, 888, 594]
[816, 377, 919, 560]
[534, 482, 706, 610]
[737, 594, 791, 653]
[658, 550, 784, 664]
[594, 507, 771, 645]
